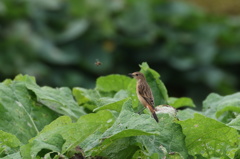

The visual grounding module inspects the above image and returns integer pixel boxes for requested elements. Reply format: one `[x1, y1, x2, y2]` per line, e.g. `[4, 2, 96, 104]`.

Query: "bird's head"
[128, 72, 145, 80]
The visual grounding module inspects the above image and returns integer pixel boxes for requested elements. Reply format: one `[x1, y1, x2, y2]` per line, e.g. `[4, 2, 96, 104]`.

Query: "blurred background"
[1, 0, 240, 108]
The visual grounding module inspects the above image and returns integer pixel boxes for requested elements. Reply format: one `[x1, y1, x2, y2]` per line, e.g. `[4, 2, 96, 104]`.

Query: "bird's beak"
[128, 73, 133, 77]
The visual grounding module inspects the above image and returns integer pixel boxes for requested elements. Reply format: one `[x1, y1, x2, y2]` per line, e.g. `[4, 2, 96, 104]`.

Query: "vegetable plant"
[0, 62, 239, 159]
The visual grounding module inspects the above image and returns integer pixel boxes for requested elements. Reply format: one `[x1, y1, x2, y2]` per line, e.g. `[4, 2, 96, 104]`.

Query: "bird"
[129, 72, 159, 122]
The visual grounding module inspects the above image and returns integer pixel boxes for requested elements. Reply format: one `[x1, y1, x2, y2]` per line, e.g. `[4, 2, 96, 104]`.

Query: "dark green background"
[1, 0, 240, 107]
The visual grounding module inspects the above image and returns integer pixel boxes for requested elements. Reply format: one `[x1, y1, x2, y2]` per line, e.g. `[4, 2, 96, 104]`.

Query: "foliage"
[0, 63, 239, 159]
[1, 0, 240, 107]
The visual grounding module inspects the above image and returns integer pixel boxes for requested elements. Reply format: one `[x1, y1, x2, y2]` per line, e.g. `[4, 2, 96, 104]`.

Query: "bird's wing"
[138, 83, 155, 107]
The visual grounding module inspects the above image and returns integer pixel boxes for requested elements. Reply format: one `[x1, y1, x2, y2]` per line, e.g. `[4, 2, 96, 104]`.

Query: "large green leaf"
[20, 116, 71, 159]
[84, 99, 187, 158]
[96, 74, 132, 92]
[203, 92, 240, 122]
[140, 62, 168, 105]
[168, 97, 195, 108]
[14, 75, 86, 121]
[0, 75, 59, 144]
[134, 116, 188, 159]
[178, 113, 239, 158]
[20, 110, 115, 158]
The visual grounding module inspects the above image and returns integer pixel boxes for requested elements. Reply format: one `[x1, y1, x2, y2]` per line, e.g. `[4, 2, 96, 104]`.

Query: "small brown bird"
[129, 72, 159, 122]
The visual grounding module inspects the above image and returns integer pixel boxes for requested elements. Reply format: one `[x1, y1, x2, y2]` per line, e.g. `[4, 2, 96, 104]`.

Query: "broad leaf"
[203, 92, 240, 122]
[178, 113, 239, 158]
[96, 74, 131, 92]
[168, 97, 195, 108]
[84, 99, 187, 158]
[20, 110, 115, 158]
[15, 75, 86, 120]
[0, 75, 59, 144]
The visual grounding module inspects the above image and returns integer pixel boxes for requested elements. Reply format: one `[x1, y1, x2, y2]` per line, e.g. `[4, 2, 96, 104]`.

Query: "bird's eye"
[136, 74, 138, 76]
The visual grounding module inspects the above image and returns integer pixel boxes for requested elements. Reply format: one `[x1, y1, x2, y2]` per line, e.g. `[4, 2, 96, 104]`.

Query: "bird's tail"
[147, 105, 159, 122]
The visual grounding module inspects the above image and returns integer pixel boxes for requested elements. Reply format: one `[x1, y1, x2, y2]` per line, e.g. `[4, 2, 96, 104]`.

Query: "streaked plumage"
[129, 72, 159, 122]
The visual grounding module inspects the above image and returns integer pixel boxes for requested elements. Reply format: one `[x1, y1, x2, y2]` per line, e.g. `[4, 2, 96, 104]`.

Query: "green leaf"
[177, 113, 239, 158]
[203, 92, 240, 122]
[0, 75, 59, 144]
[15, 74, 86, 121]
[73, 87, 100, 111]
[227, 114, 240, 130]
[84, 99, 159, 157]
[176, 108, 201, 120]
[94, 90, 130, 112]
[84, 99, 187, 158]
[140, 62, 168, 105]
[97, 138, 139, 159]
[168, 97, 195, 108]
[126, 79, 139, 109]
[21, 134, 65, 159]
[1, 152, 22, 159]
[0, 131, 21, 157]
[135, 113, 188, 159]
[20, 116, 71, 159]
[21, 110, 115, 158]
[96, 74, 132, 92]
[58, 19, 89, 42]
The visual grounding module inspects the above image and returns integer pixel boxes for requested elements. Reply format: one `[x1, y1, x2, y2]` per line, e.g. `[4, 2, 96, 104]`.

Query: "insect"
[95, 59, 102, 66]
